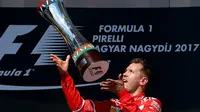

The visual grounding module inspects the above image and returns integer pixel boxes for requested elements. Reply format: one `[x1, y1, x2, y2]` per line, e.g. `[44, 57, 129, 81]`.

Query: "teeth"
[122, 79, 127, 82]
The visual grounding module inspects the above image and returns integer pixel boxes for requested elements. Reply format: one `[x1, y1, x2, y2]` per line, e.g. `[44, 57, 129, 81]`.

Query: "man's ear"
[140, 77, 148, 86]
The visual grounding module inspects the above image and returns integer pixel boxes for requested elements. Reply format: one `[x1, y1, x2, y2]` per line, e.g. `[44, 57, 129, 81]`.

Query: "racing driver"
[50, 54, 162, 112]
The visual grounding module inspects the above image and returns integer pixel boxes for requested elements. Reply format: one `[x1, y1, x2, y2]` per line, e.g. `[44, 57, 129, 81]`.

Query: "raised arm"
[50, 54, 112, 112]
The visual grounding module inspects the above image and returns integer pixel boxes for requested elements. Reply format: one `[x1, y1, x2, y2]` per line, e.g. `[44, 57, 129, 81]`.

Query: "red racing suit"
[61, 72, 162, 112]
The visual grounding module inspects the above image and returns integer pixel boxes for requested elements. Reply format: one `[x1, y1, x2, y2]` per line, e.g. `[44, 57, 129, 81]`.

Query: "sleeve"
[61, 72, 112, 112]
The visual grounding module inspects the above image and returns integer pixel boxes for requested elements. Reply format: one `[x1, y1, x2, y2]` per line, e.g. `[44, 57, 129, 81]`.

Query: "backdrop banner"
[0, 7, 200, 112]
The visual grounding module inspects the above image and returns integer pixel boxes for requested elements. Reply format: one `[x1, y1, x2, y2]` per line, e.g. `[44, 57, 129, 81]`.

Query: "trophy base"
[76, 50, 109, 82]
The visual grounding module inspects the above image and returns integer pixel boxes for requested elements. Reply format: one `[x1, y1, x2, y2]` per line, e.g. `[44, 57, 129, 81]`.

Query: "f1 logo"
[0, 25, 37, 60]
[0, 25, 69, 66]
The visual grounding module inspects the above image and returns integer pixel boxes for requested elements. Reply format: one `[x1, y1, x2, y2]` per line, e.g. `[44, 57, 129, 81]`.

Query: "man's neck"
[130, 87, 143, 96]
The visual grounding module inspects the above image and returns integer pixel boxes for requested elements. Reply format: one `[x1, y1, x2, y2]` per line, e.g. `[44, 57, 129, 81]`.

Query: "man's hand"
[100, 74, 125, 94]
[50, 54, 70, 75]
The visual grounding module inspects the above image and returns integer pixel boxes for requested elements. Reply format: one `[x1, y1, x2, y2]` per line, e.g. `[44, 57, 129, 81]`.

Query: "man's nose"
[123, 72, 127, 77]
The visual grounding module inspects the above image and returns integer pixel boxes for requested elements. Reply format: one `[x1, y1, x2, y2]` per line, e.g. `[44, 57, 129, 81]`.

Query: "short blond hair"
[130, 58, 152, 78]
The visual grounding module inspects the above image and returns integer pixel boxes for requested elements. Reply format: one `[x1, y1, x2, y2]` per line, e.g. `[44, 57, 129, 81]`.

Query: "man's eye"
[130, 70, 134, 73]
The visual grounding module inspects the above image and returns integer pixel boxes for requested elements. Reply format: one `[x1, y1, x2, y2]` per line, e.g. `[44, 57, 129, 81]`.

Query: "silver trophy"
[38, 0, 109, 82]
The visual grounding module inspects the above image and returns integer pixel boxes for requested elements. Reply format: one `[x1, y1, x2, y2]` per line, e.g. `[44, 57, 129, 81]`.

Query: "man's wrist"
[116, 85, 125, 93]
[60, 71, 70, 79]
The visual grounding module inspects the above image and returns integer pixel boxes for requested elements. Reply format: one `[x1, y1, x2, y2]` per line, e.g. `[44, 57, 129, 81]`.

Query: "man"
[50, 54, 162, 112]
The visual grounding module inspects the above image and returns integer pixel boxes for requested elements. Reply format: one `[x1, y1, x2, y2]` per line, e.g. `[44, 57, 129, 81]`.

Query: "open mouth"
[122, 79, 128, 83]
